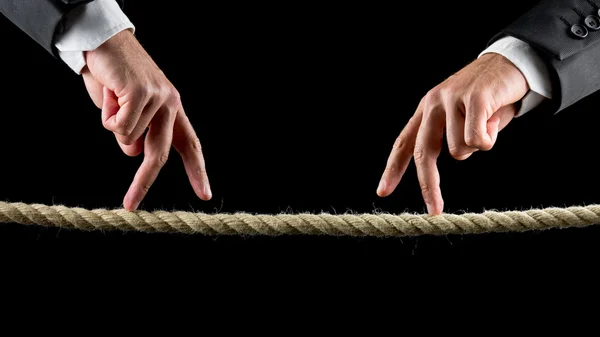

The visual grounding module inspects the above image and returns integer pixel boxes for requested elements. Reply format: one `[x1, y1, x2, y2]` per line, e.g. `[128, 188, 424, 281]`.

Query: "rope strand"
[0, 201, 599, 237]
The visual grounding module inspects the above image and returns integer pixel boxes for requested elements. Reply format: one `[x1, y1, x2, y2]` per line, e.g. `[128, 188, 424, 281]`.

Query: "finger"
[172, 108, 212, 201]
[115, 132, 144, 157]
[485, 104, 517, 149]
[82, 68, 103, 109]
[123, 108, 176, 211]
[376, 103, 423, 197]
[119, 97, 162, 147]
[446, 104, 478, 161]
[414, 107, 445, 215]
[464, 94, 495, 151]
[113, 97, 161, 155]
[103, 87, 145, 157]
[102, 89, 146, 137]
[495, 104, 516, 132]
[102, 86, 119, 125]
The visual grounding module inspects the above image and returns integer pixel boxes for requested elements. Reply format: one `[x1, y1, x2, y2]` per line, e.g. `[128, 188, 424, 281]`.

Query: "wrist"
[483, 52, 530, 93]
[84, 29, 135, 65]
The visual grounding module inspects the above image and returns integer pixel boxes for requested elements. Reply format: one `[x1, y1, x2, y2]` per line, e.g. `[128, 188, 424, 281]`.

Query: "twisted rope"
[1, 201, 600, 237]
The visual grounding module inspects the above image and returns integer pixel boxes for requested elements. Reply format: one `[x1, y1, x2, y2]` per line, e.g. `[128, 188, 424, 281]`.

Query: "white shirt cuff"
[479, 36, 553, 117]
[54, 0, 135, 74]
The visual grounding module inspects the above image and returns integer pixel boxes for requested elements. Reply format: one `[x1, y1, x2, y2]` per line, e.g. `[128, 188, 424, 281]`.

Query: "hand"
[376, 53, 529, 215]
[81, 30, 212, 211]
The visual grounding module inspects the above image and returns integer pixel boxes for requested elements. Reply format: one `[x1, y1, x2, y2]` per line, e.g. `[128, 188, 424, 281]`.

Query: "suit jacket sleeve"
[488, 0, 600, 113]
[0, 0, 124, 57]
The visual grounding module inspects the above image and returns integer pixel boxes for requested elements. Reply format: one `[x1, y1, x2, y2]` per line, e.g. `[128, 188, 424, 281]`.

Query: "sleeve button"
[585, 15, 600, 30]
[571, 24, 589, 38]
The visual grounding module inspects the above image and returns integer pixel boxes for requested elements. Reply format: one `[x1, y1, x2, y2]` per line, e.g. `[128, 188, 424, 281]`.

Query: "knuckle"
[195, 168, 207, 176]
[164, 87, 182, 116]
[169, 87, 181, 103]
[150, 82, 163, 96]
[103, 118, 131, 135]
[114, 119, 132, 136]
[423, 89, 445, 118]
[465, 90, 495, 112]
[102, 119, 111, 131]
[120, 136, 136, 146]
[157, 85, 170, 100]
[464, 132, 479, 148]
[191, 137, 202, 152]
[448, 146, 470, 160]
[384, 163, 398, 173]
[438, 85, 453, 99]
[424, 89, 440, 107]
[447, 145, 462, 158]
[141, 184, 151, 193]
[413, 145, 426, 163]
[465, 90, 485, 105]
[406, 115, 419, 128]
[133, 84, 150, 100]
[419, 183, 432, 203]
[465, 131, 488, 149]
[157, 152, 170, 167]
[384, 156, 399, 172]
[393, 135, 406, 150]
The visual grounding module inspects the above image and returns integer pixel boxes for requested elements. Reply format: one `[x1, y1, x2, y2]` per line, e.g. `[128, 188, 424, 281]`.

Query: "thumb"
[487, 104, 517, 147]
[102, 86, 119, 125]
[82, 66, 104, 109]
[496, 104, 517, 132]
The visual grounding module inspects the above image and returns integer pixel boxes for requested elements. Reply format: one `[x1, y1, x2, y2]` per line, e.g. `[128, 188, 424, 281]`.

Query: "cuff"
[54, 0, 135, 74]
[479, 36, 553, 117]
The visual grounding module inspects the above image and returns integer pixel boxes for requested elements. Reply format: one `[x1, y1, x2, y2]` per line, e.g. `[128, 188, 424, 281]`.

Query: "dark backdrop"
[2, 0, 600, 266]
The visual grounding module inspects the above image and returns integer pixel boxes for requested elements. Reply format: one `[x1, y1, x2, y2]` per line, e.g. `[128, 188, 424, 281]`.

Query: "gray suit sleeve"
[0, 0, 124, 57]
[488, 0, 600, 113]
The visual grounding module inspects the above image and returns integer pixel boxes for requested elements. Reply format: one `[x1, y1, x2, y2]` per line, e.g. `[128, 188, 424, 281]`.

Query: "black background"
[2, 0, 600, 269]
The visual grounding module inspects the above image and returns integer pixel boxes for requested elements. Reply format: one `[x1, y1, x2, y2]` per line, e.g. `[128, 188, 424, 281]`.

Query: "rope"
[1, 201, 600, 237]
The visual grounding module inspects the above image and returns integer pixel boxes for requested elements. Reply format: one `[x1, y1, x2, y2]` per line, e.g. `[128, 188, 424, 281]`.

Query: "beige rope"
[1, 201, 599, 237]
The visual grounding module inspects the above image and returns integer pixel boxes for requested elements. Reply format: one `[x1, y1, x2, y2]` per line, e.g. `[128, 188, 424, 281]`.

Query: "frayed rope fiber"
[1, 201, 600, 237]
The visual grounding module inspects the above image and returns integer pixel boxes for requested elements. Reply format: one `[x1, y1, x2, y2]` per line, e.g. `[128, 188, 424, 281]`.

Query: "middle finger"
[414, 105, 446, 215]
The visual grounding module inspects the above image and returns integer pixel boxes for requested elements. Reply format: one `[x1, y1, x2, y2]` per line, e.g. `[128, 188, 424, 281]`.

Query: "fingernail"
[426, 203, 434, 215]
[203, 185, 212, 199]
[125, 200, 139, 212]
[377, 180, 386, 195]
[123, 195, 134, 211]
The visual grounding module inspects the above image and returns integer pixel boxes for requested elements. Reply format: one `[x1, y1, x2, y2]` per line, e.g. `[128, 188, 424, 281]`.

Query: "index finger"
[172, 108, 212, 201]
[377, 100, 423, 197]
[123, 108, 175, 211]
[414, 106, 445, 215]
